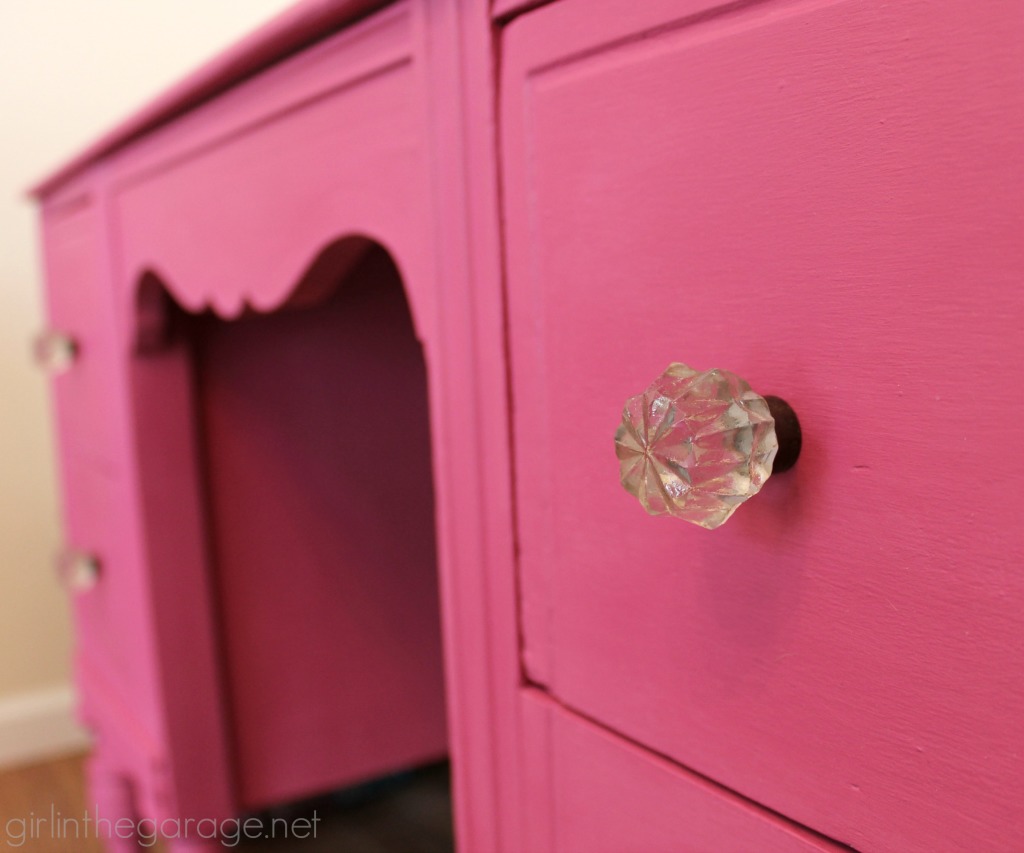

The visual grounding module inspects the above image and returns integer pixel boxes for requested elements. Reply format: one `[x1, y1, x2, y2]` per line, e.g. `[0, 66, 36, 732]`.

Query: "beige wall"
[0, 0, 293, 766]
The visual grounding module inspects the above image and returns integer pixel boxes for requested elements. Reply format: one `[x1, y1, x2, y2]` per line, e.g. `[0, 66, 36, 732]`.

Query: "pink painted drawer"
[520, 691, 846, 853]
[59, 458, 154, 722]
[38, 200, 118, 472]
[502, 0, 1024, 849]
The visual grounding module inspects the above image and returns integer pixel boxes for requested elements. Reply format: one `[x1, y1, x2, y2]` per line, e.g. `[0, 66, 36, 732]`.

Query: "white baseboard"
[0, 685, 92, 771]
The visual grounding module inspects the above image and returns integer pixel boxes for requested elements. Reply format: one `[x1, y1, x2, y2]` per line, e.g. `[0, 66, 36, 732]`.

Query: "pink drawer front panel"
[520, 691, 847, 853]
[40, 202, 118, 472]
[502, 0, 1024, 849]
[61, 457, 153, 724]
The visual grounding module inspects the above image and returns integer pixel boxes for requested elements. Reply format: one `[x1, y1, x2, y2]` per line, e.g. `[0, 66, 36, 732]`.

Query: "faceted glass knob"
[56, 550, 101, 592]
[614, 363, 799, 530]
[33, 330, 78, 374]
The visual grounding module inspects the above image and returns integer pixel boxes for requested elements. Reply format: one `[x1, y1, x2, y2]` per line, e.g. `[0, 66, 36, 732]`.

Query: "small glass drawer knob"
[56, 550, 101, 592]
[614, 363, 801, 529]
[33, 330, 78, 374]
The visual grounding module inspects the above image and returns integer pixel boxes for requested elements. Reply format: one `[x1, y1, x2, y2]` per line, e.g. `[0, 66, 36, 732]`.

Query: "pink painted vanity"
[33, 0, 1024, 850]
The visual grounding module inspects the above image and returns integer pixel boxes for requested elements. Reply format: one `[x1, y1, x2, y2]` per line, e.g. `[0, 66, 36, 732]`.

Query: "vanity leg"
[85, 752, 144, 852]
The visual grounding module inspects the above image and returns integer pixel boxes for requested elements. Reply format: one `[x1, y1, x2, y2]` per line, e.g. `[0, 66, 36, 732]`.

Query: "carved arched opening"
[128, 238, 450, 821]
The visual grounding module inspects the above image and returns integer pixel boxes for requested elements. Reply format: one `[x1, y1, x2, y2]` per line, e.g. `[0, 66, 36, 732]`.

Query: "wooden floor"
[0, 753, 105, 852]
[0, 752, 454, 852]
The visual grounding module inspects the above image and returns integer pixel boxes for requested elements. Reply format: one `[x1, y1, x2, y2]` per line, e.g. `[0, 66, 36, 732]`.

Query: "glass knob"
[56, 550, 101, 592]
[33, 330, 78, 374]
[614, 363, 801, 529]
